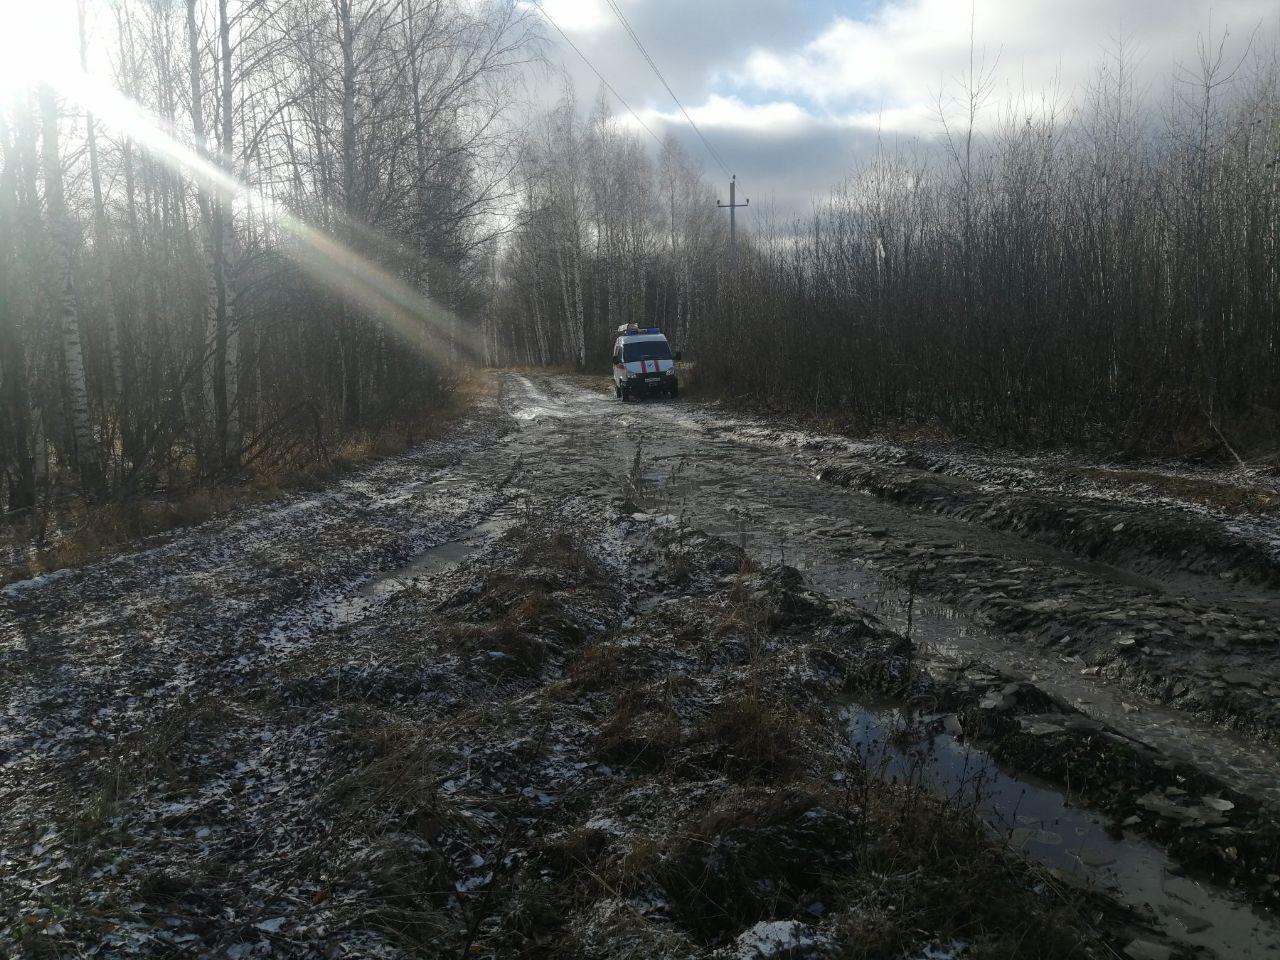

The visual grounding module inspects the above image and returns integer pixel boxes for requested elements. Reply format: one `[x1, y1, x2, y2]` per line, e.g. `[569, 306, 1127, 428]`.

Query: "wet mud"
[2, 371, 1278, 959]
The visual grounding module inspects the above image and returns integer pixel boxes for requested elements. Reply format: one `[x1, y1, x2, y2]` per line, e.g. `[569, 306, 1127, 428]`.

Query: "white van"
[611, 325, 680, 400]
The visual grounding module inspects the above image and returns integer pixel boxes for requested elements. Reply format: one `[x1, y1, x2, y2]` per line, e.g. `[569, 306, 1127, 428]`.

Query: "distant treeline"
[496, 38, 1280, 457]
[486, 91, 729, 372]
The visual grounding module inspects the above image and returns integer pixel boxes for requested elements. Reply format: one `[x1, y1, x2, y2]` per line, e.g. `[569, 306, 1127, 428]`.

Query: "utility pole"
[717, 174, 749, 264]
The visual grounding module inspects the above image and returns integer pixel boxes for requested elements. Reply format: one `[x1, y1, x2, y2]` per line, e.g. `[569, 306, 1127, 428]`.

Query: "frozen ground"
[497, 377, 1280, 779]
[2, 372, 1278, 958]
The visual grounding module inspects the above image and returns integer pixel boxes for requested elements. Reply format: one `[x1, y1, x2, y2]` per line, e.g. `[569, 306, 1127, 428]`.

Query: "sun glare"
[0, 0, 81, 95]
[0, 0, 473, 364]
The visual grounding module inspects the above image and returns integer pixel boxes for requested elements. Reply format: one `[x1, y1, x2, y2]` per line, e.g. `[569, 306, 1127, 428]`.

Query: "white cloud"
[734, 0, 1277, 130]
[633, 93, 936, 140]
[642, 94, 817, 133]
[536, 0, 1280, 221]
[528, 0, 617, 35]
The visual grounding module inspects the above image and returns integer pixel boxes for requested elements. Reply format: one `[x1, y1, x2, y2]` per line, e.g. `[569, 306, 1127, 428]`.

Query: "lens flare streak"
[51, 66, 476, 363]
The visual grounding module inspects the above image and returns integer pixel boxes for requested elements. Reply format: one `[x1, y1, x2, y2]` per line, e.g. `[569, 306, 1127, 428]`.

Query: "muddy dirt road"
[496, 376, 1280, 796]
[2, 371, 1278, 958]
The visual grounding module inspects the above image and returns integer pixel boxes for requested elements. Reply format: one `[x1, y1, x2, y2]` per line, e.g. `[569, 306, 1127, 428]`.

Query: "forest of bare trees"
[497, 39, 1280, 456]
[486, 91, 729, 372]
[4, 8, 1279, 543]
[1, 0, 535, 527]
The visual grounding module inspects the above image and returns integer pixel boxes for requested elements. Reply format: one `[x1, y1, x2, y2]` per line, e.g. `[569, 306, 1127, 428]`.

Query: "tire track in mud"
[0, 397, 518, 848]
[815, 457, 1280, 597]
[723, 420, 1280, 594]
[498, 374, 1280, 808]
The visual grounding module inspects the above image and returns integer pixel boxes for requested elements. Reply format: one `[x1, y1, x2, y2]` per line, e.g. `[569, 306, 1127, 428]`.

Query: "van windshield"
[623, 340, 672, 362]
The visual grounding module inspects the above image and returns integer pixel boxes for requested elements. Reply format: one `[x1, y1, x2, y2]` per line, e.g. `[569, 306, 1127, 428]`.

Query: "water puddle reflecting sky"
[844, 704, 1280, 958]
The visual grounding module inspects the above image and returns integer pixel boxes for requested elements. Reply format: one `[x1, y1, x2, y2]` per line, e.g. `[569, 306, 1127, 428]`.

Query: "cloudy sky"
[528, 0, 1277, 220]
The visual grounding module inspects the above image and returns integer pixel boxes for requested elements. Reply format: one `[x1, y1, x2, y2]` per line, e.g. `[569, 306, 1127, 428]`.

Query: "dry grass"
[442, 522, 606, 680]
[538, 568, 1099, 957]
[3, 490, 247, 584]
[10, 502, 1115, 959]
[1, 372, 490, 586]
[565, 641, 627, 692]
[692, 687, 820, 782]
[449, 616, 550, 678]
[321, 719, 462, 948]
[595, 686, 684, 769]
[541, 777, 1099, 958]
[1069, 465, 1280, 517]
[827, 781, 1095, 960]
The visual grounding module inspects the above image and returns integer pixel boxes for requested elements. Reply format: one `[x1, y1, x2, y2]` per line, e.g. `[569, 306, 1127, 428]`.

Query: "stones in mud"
[978, 692, 1012, 711]
[1220, 669, 1256, 687]
[1023, 598, 1068, 614]
[1161, 905, 1212, 935]
[1136, 791, 1231, 827]
[978, 680, 1031, 712]
[1019, 718, 1064, 737]
[1123, 940, 1174, 960]
[1072, 847, 1117, 868]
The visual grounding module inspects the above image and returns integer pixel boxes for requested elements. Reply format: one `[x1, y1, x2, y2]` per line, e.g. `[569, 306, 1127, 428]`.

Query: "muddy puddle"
[619, 442, 1280, 809]
[856, 591, 1280, 809]
[844, 703, 1280, 958]
[360, 500, 521, 601]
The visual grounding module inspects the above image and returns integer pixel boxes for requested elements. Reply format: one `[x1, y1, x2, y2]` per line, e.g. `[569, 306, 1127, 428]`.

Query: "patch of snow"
[455, 872, 493, 893]
[912, 939, 969, 960]
[733, 920, 831, 959]
[2, 567, 73, 598]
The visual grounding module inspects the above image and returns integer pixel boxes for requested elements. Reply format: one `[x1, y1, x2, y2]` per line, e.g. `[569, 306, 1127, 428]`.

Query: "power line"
[529, 0, 664, 148]
[604, 0, 732, 177]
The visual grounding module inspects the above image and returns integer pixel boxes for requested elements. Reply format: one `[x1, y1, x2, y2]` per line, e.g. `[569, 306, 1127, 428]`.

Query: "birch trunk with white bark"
[186, 0, 218, 454]
[218, 0, 240, 466]
[39, 84, 103, 496]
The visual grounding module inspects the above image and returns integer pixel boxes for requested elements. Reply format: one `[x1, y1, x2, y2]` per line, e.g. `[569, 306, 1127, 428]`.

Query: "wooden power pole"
[717, 174, 748, 263]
